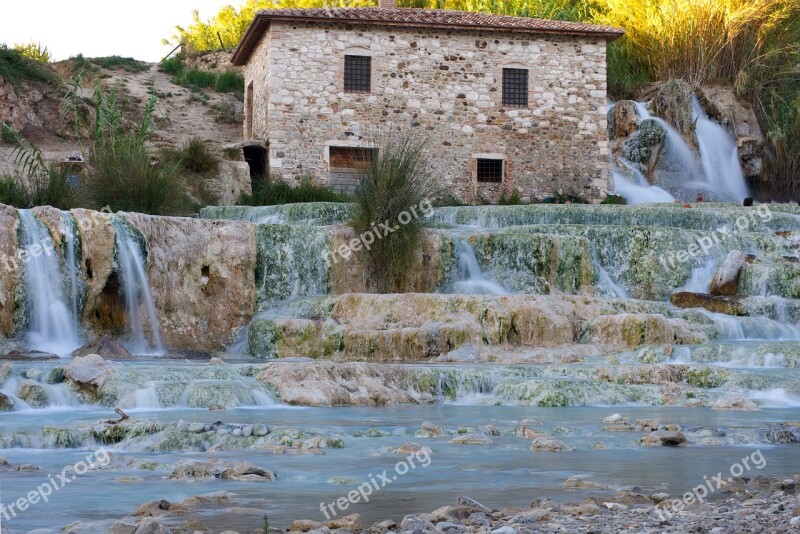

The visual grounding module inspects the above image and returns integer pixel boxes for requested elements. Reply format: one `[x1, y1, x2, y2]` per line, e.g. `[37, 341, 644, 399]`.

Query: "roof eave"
[232, 12, 624, 66]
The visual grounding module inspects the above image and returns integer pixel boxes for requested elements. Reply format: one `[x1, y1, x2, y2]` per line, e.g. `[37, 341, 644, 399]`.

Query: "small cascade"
[692, 96, 749, 202]
[612, 171, 675, 205]
[701, 310, 800, 341]
[112, 218, 164, 355]
[675, 256, 720, 293]
[61, 213, 84, 322]
[18, 210, 81, 355]
[452, 240, 507, 295]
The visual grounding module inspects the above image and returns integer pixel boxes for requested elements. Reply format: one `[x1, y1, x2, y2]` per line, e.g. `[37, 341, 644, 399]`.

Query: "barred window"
[344, 55, 372, 93]
[502, 68, 528, 107]
[477, 159, 503, 183]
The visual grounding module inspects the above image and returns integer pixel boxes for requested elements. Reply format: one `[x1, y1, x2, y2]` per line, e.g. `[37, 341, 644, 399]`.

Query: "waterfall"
[452, 240, 507, 295]
[61, 213, 82, 322]
[675, 256, 720, 294]
[18, 210, 81, 355]
[113, 219, 164, 355]
[612, 171, 675, 205]
[691, 96, 749, 202]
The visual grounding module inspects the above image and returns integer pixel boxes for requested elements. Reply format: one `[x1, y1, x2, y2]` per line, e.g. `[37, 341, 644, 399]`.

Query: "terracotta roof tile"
[232, 7, 623, 65]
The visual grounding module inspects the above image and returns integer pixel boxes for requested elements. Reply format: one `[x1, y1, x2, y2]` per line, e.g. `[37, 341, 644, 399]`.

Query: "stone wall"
[243, 21, 611, 202]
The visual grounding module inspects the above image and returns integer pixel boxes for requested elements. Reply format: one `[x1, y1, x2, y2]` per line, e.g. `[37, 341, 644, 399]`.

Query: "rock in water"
[65, 354, 112, 399]
[0, 392, 13, 411]
[709, 251, 748, 296]
[712, 395, 759, 411]
[670, 292, 746, 316]
[608, 100, 641, 140]
[530, 437, 572, 452]
[74, 335, 133, 359]
[640, 430, 688, 447]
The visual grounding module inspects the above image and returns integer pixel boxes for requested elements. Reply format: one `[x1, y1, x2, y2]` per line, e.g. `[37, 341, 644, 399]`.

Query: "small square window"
[477, 159, 503, 183]
[344, 55, 371, 93]
[502, 68, 528, 107]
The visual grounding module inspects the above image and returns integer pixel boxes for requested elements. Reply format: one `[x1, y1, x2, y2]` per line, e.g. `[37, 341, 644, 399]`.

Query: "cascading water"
[17, 210, 81, 355]
[61, 213, 83, 322]
[452, 240, 507, 295]
[692, 95, 749, 202]
[112, 218, 164, 355]
[612, 171, 675, 205]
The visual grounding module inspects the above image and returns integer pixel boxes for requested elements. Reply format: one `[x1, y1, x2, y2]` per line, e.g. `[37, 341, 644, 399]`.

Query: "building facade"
[232, 6, 623, 202]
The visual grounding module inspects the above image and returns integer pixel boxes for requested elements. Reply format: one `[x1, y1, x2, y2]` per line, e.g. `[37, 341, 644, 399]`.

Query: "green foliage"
[601, 193, 628, 205]
[552, 190, 588, 204]
[0, 45, 59, 86]
[262, 514, 270, 534]
[158, 56, 244, 95]
[350, 136, 439, 292]
[12, 42, 51, 63]
[0, 176, 29, 207]
[161, 138, 220, 176]
[89, 56, 150, 73]
[240, 173, 348, 205]
[85, 134, 191, 215]
[498, 189, 523, 205]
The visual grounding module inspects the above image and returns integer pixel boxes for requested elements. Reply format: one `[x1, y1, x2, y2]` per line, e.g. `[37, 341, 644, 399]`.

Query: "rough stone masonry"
[235, 8, 622, 202]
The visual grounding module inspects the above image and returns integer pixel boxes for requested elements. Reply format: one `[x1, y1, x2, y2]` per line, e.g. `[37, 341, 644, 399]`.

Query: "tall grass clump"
[240, 173, 348, 205]
[87, 135, 189, 215]
[350, 137, 439, 292]
[12, 42, 51, 63]
[158, 55, 244, 95]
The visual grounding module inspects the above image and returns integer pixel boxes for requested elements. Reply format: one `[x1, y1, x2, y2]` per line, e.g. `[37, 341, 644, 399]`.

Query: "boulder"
[0, 457, 12, 470]
[73, 335, 133, 359]
[640, 430, 688, 447]
[530, 437, 572, 452]
[449, 434, 493, 445]
[757, 423, 800, 444]
[709, 251, 749, 296]
[712, 395, 759, 411]
[670, 292, 746, 316]
[394, 443, 432, 456]
[0, 204, 20, 336]
[608, 100, 641, 140]
[133, 518, 172, 534]
[622, 118, 666, 167]
[325, 513, 363, 532]
[563, 477, 609, 489]
[17, 383, 48, 407]
[65, 354, 112, 398]
[220, 462, 275, 482]
[0, 392, 13, 411]
[291, 520, 324, 532]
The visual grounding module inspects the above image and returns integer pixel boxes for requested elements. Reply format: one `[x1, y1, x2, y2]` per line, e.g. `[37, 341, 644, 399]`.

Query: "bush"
[85, 134, 191, 215]
[90, 56, 150, 73]
[159, 56, 244, 95]
[12, 42, 51, 63]
[601, 194, 628, 205]
[0, 176, 29, 207]
[161, 138, 220, 176]
[498, 189, 523, 205]
[239, 173, 348, 206]
[350, 136, 439, 292]
[26, 163, 81, 210]
[0, 45, 59, 86]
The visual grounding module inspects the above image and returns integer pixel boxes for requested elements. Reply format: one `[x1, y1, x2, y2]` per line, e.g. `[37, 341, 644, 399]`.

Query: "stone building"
[232, 2, 623, 202]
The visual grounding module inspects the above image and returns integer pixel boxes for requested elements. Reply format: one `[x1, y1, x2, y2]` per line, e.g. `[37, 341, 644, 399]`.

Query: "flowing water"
[112, 218, 164, 355]
[2, 202, 800, 531]
[17, 210, 81, 355]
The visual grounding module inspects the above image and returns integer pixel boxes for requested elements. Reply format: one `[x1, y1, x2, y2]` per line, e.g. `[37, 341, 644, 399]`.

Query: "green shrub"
[240, 173, 348, 206]
[85, 134, 191, 215]
[161, 138, 220, 176]
[90, 56, 150, 73]
[601, 194, 628, 205]
[350, 136, 439, 292]
[0, 45, 59, 86]
[498, 189, 523, 205]
[0, 176, 28, 207]
[27, 163, 81, 210]
[159, 56, 184, 76]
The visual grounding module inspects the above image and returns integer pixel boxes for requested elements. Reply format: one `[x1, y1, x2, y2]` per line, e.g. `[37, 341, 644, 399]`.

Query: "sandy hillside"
[1, 60, 243, 174]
